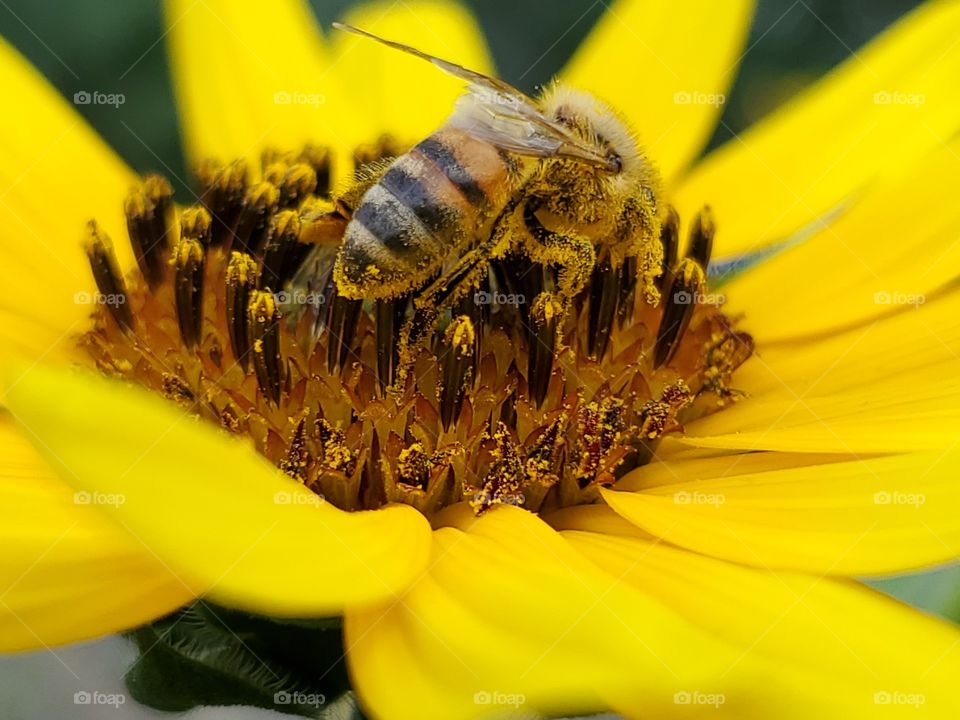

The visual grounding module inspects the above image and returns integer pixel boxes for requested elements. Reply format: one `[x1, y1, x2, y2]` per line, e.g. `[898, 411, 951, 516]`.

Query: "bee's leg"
[521, 203, 596, 303]
[517, 203, 596, 406]
[394, 208, 521, 384]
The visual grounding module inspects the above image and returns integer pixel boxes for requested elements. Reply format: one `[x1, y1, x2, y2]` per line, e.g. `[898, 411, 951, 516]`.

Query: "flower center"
[79, 141, 753, 520]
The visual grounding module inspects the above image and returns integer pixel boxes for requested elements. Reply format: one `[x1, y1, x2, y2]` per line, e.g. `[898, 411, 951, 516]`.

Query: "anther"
[248, 289, 283, 405]
[326, 286, 362, 374]
[225, 252, 260, 370]
[439, 315, 477, 430]
[686, 205, 715, 270]
[616, 255, 638, 328]
[587, 260, 620, 360]
[231, 181, 279, 256]
[124, 175, 174, 289]
[353, 134, 402, 170]
[262, 161, 287, 187]
[654, 258, 705, 369]
[83, 221, 133, 333]
[179, 206, 212, 248]
[172, 237, 205, 350]
[528, 292, 563, 408]
[197, 159, 248, 248]
[375, 297, 407, 393]
[259, 210, 303, 290]
[298, 144, 332, 196]
[658, 205, 680, 292]
[279, 163, 318, 209]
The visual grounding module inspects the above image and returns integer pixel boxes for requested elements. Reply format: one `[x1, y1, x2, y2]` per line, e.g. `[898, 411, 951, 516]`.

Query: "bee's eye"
[606, 152, 623, 173]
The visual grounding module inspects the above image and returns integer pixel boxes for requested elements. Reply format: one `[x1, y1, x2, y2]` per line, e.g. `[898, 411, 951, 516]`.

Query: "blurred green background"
[2, 0, 957, 718]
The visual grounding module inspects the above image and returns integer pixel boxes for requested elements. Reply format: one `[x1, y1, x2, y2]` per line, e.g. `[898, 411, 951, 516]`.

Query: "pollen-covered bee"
[295, 23, 664, 399]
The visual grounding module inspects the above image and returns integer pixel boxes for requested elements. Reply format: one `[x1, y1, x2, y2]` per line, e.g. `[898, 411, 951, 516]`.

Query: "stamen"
[375, 298, 406, 393]
[654, 258, 705, 369]
[180, 206, 212, 248]
[83, 221, 133, 333]
[232, 181, 279, 256]
[123, 175, 174, 289]
[197, 159, 248, 248]
[259, 210, 304, 291]
[587, 259, 620, 359]
[172, 236, 205, 350]
[225, 252, 259, 370]
[278, 163, 318, 208]
[325, 288, 362, 374]
[686, 205, 715, 269]
[616, 255, 638, 327]
[297, 144, 332, 196]
[658, 204, 680, 292]
[248, 289, 283, 404]
[439, 314, 477, 430]
[528, 293, 563, 408]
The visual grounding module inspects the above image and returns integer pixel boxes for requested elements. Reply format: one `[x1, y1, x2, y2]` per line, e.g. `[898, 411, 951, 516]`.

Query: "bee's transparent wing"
[333, 23, 617, 171]
[448, 90, 615, 168]
[333, 23, 529, 99]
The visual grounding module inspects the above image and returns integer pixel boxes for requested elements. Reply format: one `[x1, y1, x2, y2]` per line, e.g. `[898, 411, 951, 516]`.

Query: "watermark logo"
[73, 690, 126, 707]
[273, 691, 326, 708]
[73, 90, 125, 108]
[473, 290, 526, 306]
[472, 490, 525, 508]
[873, 290, 925, 308]
[674, 290, 725, 306]
[874, 690, 925, 708]
[873, 90, 925, 108]
[273, 490, 325, 507]
[74, 290, 126, 307]
[673, 690, 726, 707]
[873, 490, 925, 508]
[275, 289, 326, 307]
[473, 690, 526, 708]
[674, 90, 725, 107]
[673, 490, 725, 507]
[273, 90, 326, 109]
[74, 490, 125, 508]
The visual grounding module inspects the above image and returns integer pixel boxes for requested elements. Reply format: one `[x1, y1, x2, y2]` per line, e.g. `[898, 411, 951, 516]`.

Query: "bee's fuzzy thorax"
[538, 82, 655, 189]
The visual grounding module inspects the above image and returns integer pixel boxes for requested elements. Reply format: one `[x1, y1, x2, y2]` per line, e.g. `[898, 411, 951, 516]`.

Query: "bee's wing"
[333, 23, 528, 98]
[333, 23, 617, 171]
[449, 90, 616, 169]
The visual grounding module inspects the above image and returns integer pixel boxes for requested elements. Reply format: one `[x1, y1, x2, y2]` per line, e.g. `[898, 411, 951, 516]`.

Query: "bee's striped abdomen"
[337, 127, 514, 299]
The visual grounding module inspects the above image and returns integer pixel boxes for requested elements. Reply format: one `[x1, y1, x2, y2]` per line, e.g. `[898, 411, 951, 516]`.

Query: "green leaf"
[124, 601, 364, 719]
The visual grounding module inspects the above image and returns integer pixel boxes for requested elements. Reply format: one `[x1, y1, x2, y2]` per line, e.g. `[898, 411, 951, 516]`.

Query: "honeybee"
[297, 23, 663, 390]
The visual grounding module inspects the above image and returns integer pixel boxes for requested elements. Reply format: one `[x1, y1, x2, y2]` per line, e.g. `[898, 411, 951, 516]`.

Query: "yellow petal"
[566, 519, 960, 718]
[602, 449, 960, 575]
[675, 0, 960, 255]
[2, 362, 431, 617]
[562, 0, 756, 184]
[332, 0, 493, 145]
[346, 505, 749, 720]
[0, 416, 193, 651]
[686, 289, 960, 453]
[165, 0, 369, 180]
[0, 38, 133, 360]
[721, 135, 960, 343]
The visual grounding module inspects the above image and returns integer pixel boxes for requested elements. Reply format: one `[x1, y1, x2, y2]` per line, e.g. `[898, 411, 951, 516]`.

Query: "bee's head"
[536, 83, 661, 227]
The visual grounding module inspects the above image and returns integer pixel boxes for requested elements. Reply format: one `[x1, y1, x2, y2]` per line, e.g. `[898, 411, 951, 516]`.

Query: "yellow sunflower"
[3, 0, 960, 718]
